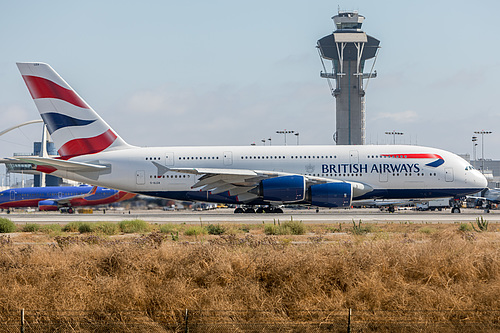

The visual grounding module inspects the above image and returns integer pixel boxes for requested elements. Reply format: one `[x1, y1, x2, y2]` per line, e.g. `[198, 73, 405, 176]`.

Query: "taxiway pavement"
[2, 208, 498, 224]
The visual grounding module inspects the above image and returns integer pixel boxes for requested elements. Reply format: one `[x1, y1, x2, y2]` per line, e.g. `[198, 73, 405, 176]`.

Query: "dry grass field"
[0, 219, 498, 331]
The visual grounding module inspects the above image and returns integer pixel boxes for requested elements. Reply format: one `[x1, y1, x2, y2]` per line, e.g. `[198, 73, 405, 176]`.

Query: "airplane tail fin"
[16, 62, 132, 159]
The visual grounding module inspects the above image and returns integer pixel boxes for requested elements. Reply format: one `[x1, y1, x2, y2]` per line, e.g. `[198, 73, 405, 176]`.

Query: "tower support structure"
[317, 10, 380, 145]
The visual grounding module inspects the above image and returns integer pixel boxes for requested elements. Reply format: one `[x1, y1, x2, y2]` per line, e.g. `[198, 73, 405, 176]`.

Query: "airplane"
[468, 188, 500, 212]
[0, 185, 135, 214]
[11, 62, 488, 214]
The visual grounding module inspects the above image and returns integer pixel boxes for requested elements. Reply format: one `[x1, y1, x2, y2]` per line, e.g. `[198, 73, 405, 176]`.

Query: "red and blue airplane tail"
[17, 62, 132, 159]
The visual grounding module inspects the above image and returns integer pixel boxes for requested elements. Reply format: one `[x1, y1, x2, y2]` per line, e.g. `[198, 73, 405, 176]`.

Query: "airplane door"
[136, 170, 145, 185]
[349, 150, 359, 164]
[165, 152, 174, 166]
[9, 190, 15, 201]
[445, 168, 454, 182]
[223, 151, 233, 166]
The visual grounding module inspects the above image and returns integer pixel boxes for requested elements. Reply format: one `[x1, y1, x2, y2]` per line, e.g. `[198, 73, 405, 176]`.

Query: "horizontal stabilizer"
[55, 186, 100, 204]
[11, 156, 108, 172]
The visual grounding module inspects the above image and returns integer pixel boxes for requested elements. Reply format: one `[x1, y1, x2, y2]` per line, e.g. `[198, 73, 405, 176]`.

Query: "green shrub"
[39, 224, 62, 234]
[72, 222, 119, 235]
[63, 222, 84, 232]
[281, 219, 306, 235]
[264, 219, 306, 236]
[78, 223, 94, 233]
[93, 222, 119, 235]
[458, 223, 472, 232]
[207, 224, 226, 235]
[159, 224, 178, 234]
[22, 224, 40, 232]
[471, 216, 489, 232]
[119, 219, 150, 233]
[184, 226, 207, 236]
[264, 224, 279, 235]
[0, 218, 16, 233]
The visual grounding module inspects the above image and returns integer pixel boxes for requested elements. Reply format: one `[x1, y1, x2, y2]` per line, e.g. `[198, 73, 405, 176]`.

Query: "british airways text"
[321, 163, 421, 174]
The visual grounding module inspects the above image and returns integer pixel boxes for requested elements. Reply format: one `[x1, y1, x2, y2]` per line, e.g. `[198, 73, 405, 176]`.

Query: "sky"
[1, 1, 500, 184]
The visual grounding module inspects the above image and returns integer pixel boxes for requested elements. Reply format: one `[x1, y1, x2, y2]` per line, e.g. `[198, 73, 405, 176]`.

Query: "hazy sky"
[1, 1, 499, 183]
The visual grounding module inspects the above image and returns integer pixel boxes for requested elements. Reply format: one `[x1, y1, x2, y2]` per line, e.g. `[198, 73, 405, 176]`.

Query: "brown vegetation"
[0, 222, 498, 331]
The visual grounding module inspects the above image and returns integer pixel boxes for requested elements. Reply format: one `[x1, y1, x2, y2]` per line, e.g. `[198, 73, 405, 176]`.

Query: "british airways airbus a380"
[12, 62, 487, 213]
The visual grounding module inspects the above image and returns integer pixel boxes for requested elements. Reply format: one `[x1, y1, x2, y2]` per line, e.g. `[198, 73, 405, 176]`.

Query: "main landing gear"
[450, 197, 463, 214]
[59, 207, 75, 214]
[234, 206, 284, 214]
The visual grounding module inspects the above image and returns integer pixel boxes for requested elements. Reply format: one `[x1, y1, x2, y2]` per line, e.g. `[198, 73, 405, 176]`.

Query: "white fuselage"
[47, 144, 487, 204]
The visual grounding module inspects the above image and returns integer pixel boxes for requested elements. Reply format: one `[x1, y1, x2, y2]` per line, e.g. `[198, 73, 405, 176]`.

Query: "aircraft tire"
[451, 207, 461, 214]
[234, 208, 244, 214]
[244, 208, 256, 214]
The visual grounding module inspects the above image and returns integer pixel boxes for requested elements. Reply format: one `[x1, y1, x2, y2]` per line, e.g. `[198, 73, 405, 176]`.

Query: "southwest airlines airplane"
[12, 62, 487, 213]
[0, 185, 135, 213]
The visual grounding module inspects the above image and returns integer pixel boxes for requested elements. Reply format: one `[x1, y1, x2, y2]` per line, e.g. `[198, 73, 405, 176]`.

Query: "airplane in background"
[0, 185, 135, 214]
[11, 62, 488, 214]
[469, 188, 500, 212]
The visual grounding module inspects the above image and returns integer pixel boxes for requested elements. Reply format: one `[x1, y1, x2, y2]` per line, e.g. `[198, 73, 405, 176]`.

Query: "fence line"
[3, 308, 500, 332]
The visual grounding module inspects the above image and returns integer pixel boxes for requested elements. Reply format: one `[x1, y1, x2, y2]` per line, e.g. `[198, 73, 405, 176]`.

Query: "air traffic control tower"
[317, 11, 380, 145]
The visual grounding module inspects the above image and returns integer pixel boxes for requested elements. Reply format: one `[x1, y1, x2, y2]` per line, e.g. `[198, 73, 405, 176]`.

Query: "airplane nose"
[476, 171, 488, 189]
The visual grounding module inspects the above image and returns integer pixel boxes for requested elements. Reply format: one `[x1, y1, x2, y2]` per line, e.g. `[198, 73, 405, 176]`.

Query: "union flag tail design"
[17, 62, 131, 159]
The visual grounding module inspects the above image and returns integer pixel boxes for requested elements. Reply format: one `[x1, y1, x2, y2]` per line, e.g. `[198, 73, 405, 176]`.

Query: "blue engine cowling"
[259, 175, 305, 202]
[38, 200, 59, 211]
[309, 182, 352, 208]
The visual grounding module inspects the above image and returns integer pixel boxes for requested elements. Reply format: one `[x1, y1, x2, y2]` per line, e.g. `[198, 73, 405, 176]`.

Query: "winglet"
[88, 186, 98, 196]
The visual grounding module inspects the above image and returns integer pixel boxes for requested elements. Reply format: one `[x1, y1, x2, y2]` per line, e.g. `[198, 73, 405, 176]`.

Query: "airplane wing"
[467, 189, 500, 204]
[168, 166, 372, 203]
[6, 156, 108, 172]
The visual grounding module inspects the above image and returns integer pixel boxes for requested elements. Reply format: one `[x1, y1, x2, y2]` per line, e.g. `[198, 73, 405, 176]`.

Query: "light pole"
[474, 130, 492, 172]
[471, 136, 478, 163]
[261, 139, 266, 146]
[294, 132, 300, 145]
[267, 138, 272, 146]
[384, 131, 404, 145]
[276, 130, 294, 146]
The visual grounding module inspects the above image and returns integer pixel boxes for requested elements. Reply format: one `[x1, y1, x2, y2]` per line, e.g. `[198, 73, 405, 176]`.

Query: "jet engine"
[38, 200, 59, 211]
[257, 175, 306, 202]
[308, 182, 352, 208]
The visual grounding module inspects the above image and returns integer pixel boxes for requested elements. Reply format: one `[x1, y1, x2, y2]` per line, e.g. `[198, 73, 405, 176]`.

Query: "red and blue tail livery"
[0, 185, 136, 213]
[17, 62, 130, 159]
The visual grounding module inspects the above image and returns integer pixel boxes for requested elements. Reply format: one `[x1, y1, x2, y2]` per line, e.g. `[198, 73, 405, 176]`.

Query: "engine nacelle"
[259, 175, 305, 202]
[38, 200, 59, 211]
[309, 182, 352, 208]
